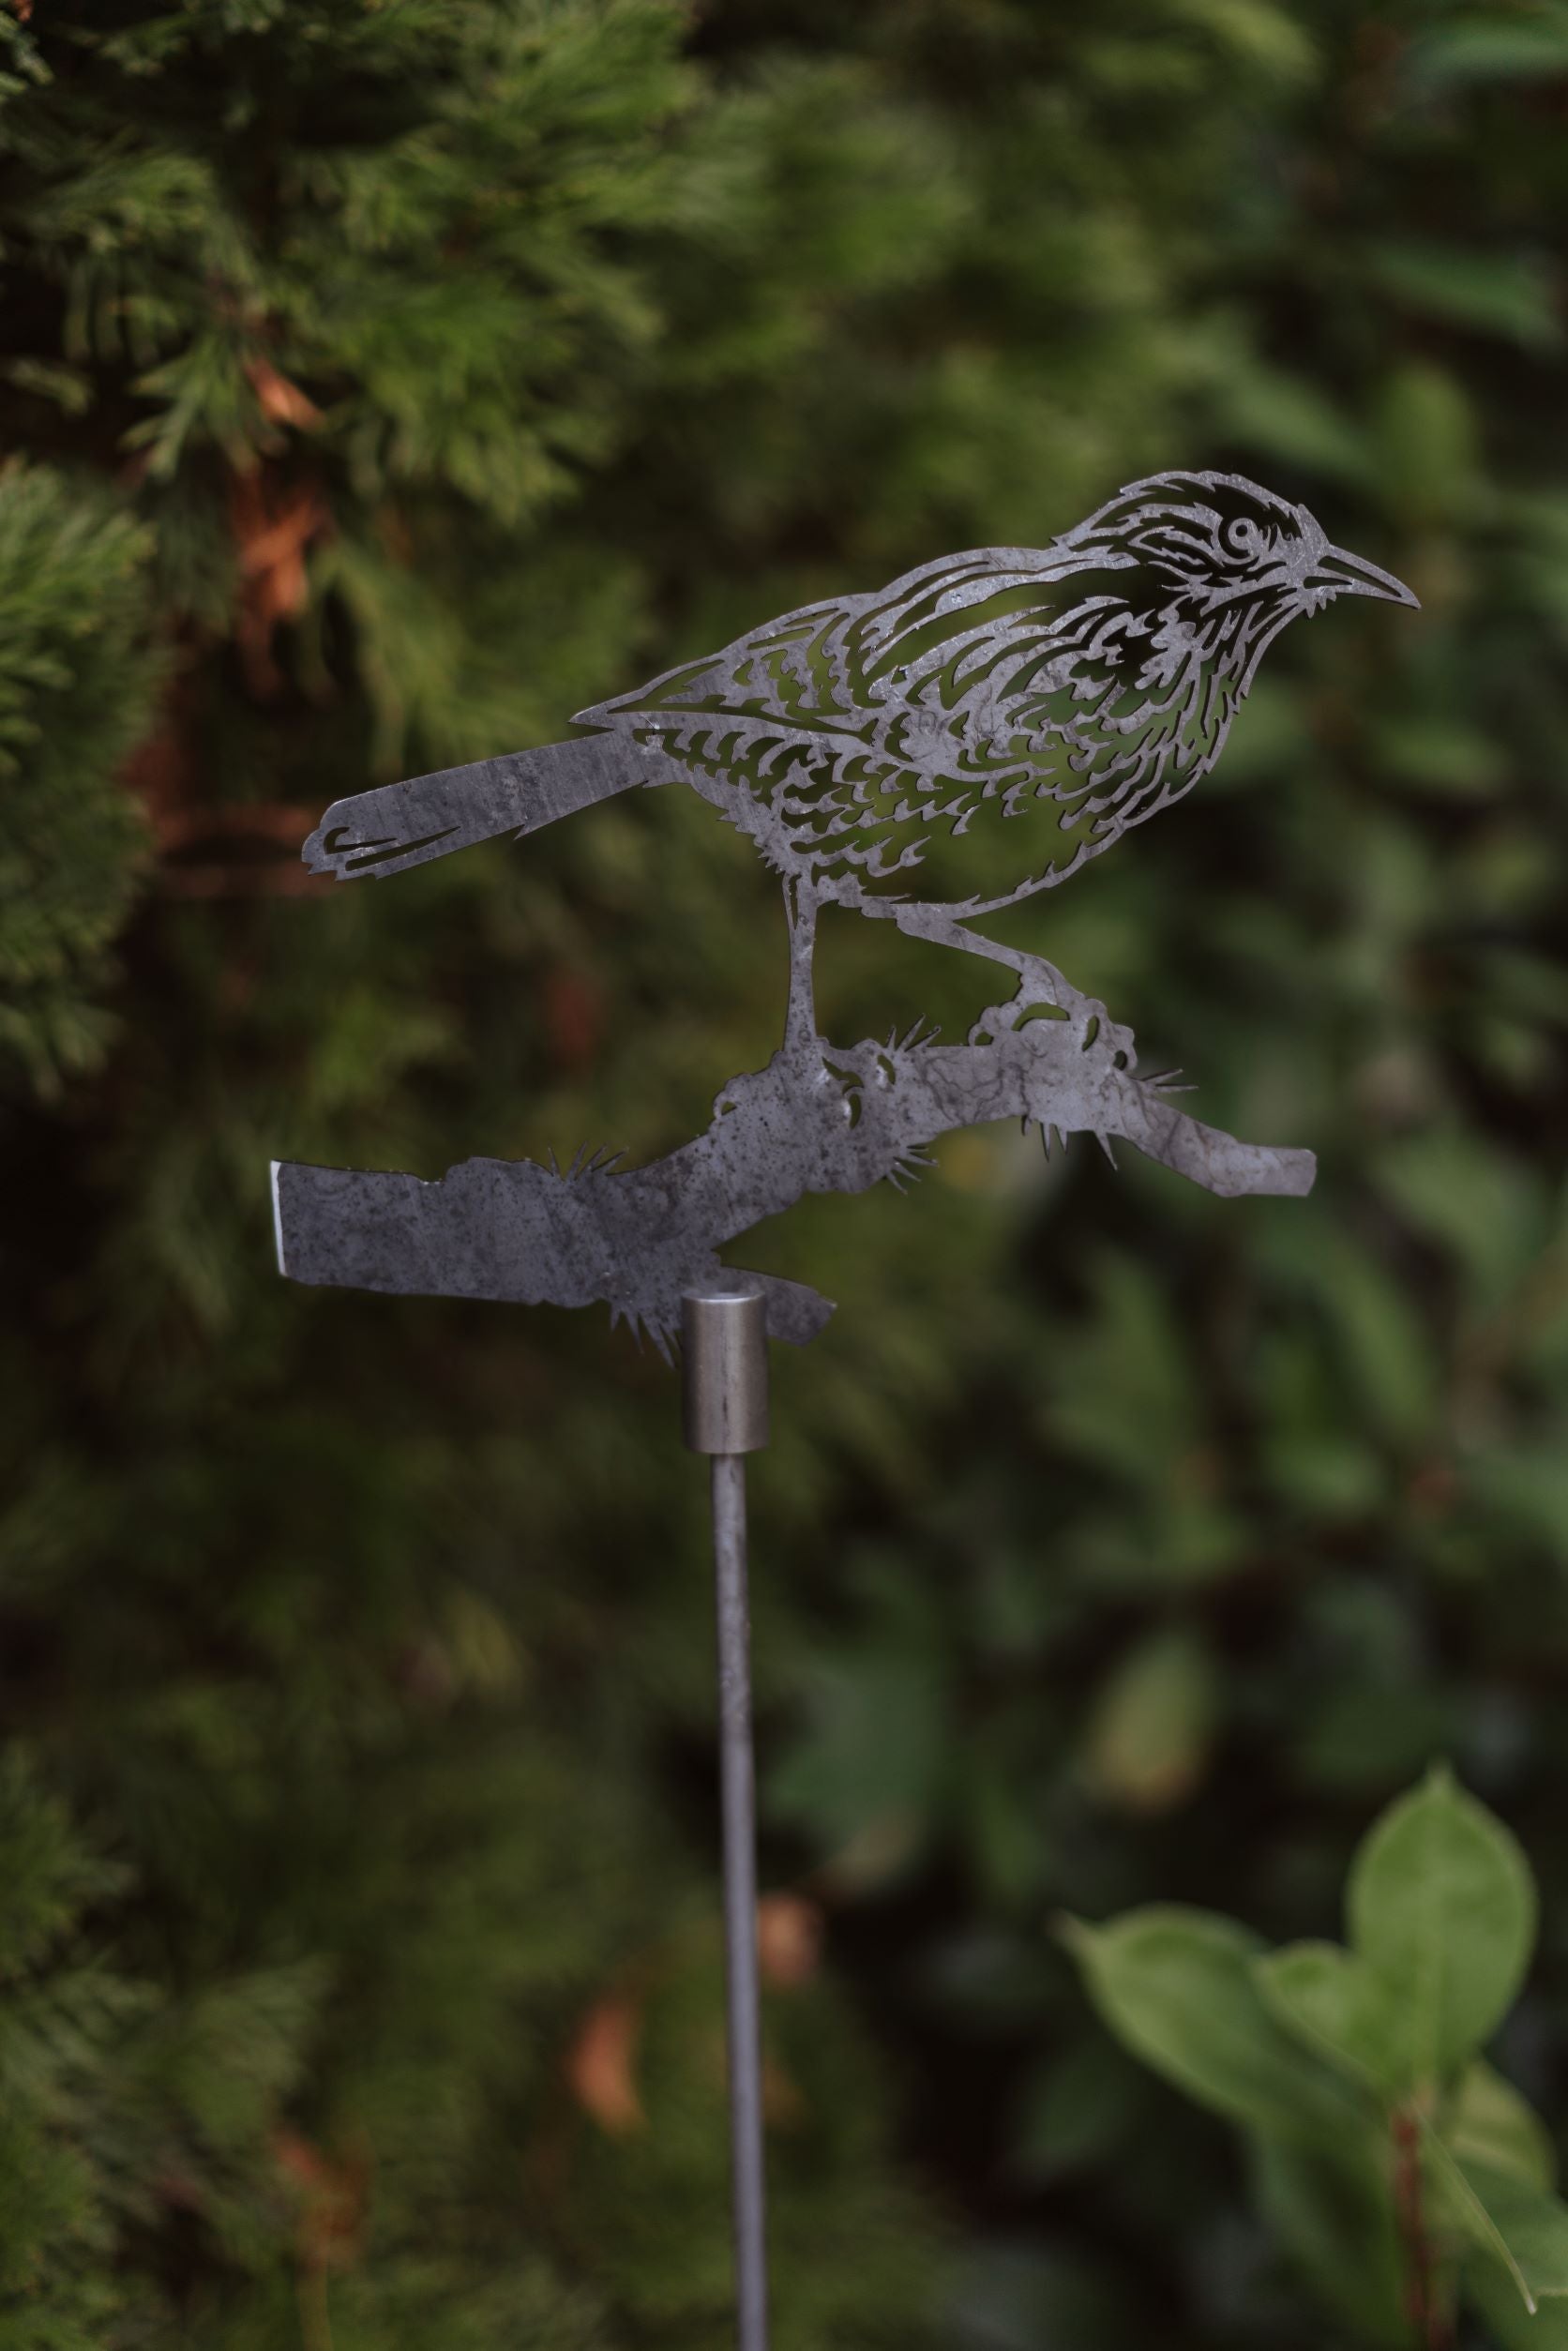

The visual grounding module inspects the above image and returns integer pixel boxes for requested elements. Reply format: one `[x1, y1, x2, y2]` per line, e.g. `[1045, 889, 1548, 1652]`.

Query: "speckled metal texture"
[273, 1017, 1315, 1352]
[279, 472, 1415, 1349]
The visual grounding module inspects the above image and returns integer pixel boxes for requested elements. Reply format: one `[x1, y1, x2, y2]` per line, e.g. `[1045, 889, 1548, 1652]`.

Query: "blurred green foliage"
[1072, 1769, 1555, 2344]
[2, 0, 1567, 2342]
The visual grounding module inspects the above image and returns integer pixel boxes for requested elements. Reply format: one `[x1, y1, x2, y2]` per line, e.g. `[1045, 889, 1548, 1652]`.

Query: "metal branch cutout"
[275, 471, 1416, 1339]
[271, 470, 1416, 2351]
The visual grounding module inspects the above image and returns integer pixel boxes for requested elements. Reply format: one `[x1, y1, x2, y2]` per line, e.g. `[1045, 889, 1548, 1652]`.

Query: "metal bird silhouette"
[304, 472, 1415, 1054]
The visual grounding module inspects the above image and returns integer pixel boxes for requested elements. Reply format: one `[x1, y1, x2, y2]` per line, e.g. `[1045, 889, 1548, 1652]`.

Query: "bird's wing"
[569, 548, 1131, 876]
[570, 546, 1176, 898]
[573, 547, 1093, 745]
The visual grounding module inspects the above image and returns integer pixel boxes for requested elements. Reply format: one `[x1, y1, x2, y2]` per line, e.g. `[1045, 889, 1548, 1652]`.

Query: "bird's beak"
[1304, 544, 1420, 608]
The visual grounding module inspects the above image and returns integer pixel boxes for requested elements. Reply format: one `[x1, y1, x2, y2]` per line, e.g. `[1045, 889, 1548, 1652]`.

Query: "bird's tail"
[302, 731, 686, 882]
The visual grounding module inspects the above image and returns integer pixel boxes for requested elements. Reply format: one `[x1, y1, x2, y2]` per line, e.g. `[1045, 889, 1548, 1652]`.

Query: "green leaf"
[768, 1643, 949, 1885]
[1078, 1629, 1218, 1816]
[1468, 1446, 1568, 1560]
[1011, 2034, 1140, 2183]
[1214, 359, 1368, 482]
[1306, 1228, 1441, 1443]
[1168, 0, 1316, 82]
[1368, 240, 1562, 353]
[1434, 2144, 1568, 2315]
[1063, 1907, 1371, 2149]
[1377, 1134, 1543, 1307]
[1447, 2062, 1556, 2193]
[1348, 1767, 1535, 2088]
[1373, 361, 1482, 520]
[1467, 2255, 1568, 2349]
[1402, 19, 1568, 94]
[1255, 1941, 1403, 2093]
[1370, 710, 1507, 800]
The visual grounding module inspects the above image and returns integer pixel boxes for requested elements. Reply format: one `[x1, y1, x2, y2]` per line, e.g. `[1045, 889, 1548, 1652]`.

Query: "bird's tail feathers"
[302, 731, 672, 882]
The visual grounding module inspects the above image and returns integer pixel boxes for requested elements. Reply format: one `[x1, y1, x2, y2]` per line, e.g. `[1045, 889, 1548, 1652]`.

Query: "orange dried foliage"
[757, 1892, 823, 1989]
[229, 466, 329, 695]
[565, 1991, 646, 2134]
[246, 356, 324, 431]
[273, 2128, 370, 2276]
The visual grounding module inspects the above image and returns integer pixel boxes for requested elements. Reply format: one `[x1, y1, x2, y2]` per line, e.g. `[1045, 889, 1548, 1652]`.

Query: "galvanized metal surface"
[710, 1448, 768, 2351]
[304, 470, 1414, 1064]
[274, 475, 1416, 2351]
[272, 1017, 1315, 1351]
[279, 471, 1415, 1344]
[684, 1289, 772, 1454]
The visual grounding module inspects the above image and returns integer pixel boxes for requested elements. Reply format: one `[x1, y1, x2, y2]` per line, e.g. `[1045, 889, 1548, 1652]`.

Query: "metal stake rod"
[683, 1286, 771, 2351]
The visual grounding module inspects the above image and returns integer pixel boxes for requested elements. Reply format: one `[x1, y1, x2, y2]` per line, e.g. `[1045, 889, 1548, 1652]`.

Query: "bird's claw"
[967, 989, 1138, 1075]
[1082, 1003, 1138, 1074]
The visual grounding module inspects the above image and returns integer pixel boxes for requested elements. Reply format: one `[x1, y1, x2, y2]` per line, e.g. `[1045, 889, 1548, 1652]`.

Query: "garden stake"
[682, 1285, 771, 2351]
[271, 471, 1419, 2330]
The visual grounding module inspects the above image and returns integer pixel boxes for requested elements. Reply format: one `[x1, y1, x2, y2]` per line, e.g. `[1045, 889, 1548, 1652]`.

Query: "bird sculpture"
[304, 472, 1416, 1059]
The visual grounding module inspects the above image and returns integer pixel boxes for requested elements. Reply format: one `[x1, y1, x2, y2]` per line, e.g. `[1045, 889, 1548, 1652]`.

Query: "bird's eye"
[1224, 517, 1263, 556]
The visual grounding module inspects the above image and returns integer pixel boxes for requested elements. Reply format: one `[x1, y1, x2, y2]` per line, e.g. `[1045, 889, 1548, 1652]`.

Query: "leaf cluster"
[1073, 1770, 1560, 2345]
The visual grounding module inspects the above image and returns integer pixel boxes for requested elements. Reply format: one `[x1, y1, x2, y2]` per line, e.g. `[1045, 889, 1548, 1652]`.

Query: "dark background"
[3, 2, 1567, 2342]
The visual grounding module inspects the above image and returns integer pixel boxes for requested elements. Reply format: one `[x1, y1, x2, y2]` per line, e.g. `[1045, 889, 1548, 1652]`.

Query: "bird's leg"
[781, 878, 823, 1061]
[890, 904, 1136, 1069]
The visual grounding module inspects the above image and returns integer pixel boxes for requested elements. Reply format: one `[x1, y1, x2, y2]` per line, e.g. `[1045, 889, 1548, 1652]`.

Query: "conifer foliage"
[3, 3, 1567, 2345]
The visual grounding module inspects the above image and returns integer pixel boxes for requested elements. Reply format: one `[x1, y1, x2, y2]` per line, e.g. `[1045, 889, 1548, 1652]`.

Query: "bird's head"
[1067, 470, 1417, 656]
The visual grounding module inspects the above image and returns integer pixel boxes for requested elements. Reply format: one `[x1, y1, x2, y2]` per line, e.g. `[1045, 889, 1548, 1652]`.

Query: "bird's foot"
[968, 984, 1137, 1073]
